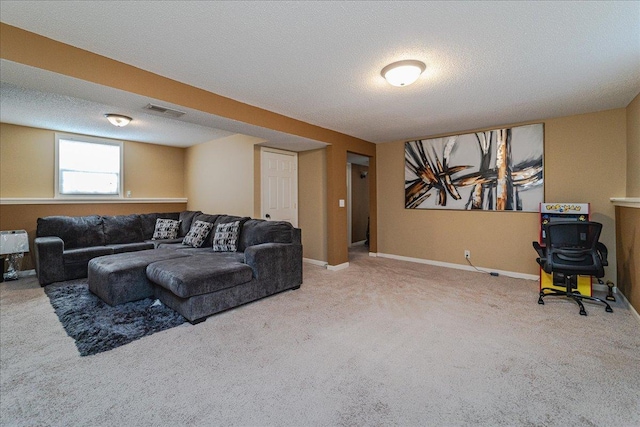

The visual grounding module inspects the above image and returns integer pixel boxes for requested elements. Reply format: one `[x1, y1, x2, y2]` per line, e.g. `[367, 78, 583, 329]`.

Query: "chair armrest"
[34, 237, 66, 286]
[532, 241, 546, 263]
[596, 242, 609, 266]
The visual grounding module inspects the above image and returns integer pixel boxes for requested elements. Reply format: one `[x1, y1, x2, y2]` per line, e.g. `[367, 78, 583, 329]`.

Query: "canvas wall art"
[405, 123, 543, 211]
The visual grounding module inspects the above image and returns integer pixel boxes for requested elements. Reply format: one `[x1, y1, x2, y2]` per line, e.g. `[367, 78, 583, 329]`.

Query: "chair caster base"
[605, 306, 613, 313]
[538, 297, 544, 305]
[579, 309, 587, 316]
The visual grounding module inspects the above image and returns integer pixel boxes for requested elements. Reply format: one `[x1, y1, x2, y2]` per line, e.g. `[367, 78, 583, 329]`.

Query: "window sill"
[0, 197, 188, 205]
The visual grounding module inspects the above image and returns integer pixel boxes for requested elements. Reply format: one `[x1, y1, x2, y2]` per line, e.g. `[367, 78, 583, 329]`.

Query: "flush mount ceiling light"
[105, 114, 132, 127]
[381, 60, 426, 87]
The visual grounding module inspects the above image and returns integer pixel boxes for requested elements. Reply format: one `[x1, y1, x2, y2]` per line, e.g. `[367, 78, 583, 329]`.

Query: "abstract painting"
[405, 123, 543, 211]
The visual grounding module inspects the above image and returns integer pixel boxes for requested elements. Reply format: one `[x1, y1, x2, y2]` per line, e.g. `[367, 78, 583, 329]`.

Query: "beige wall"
[377, 109, 627, 281]
[299, 148, 328, 262]
[184, 134, 262, 217]
[0, 123, 186, 198]
[627, 93, 640, 197]
[0, 122, 188, 271]
[0, 124, 54, 197]
[123, 139, 185, 198]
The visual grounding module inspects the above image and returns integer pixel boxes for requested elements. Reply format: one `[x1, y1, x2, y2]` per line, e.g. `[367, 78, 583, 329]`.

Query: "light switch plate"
[339, 199, 345, 207]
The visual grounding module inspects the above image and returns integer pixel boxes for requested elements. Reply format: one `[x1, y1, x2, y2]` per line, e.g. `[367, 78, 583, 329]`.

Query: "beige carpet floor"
[1, 246, 639, 426]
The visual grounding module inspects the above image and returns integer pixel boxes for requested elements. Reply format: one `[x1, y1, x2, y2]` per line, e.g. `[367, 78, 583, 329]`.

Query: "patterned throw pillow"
[182, 220, 214, 248]
[212, 221, 240, 252]
[152, 218, 181, 240]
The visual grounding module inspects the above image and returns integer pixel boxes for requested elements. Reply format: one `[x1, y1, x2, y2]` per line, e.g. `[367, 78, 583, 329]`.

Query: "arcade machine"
[537, 203, 615, 300]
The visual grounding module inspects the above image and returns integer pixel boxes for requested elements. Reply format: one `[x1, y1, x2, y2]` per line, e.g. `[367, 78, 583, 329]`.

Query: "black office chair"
[532, 221, 613, 316]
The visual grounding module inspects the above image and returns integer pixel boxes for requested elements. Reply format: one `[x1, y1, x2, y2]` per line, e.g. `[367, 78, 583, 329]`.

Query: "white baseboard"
[301, 258, 349, 271]
[375, 252, 539, 281]
[615, 289, 640, 324]
[327, 262, 349, 271]
[592, 283, 610, 293]
[369, 252, 377, 258]
[303, 258, 328, 267]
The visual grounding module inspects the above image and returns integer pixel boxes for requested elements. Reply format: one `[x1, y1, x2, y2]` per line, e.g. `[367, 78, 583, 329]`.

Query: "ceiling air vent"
[144, 103, 186, 118]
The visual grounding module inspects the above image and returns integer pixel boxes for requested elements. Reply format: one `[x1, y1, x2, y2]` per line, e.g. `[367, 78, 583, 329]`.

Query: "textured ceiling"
[1, 1, 639, 148]
[0, 60, 328, 150]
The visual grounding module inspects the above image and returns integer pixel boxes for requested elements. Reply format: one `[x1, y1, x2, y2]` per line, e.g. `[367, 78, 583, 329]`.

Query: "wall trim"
[610, 197, 640, 208]
[303, 258, 328, 267]
[0, 198, 187, 205]
[327, 262, 350, 271]
[375, 252, 539, 281]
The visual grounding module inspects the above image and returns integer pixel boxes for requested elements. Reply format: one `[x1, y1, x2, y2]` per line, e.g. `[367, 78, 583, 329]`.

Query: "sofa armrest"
[244, 243, 302, 289]
[34, 237, 66, 286]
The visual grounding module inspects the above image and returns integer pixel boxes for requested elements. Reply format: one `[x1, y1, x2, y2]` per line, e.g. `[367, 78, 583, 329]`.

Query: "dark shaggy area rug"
[44, 280, 186, 356]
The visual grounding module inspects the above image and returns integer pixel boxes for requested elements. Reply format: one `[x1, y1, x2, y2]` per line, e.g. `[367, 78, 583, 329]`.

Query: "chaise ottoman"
[146, 254, 257, 324]
[88, 249, 190, 306]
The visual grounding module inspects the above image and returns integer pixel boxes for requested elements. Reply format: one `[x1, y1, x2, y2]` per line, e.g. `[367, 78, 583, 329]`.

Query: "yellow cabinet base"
[540, 270, 592, 297]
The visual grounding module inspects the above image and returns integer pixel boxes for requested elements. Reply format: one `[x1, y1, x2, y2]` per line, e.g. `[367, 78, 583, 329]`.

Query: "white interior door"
[261, 148, 298, 227]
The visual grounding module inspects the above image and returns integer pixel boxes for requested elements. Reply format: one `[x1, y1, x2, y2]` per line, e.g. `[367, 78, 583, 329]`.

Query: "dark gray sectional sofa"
[34, 211, 303, 323]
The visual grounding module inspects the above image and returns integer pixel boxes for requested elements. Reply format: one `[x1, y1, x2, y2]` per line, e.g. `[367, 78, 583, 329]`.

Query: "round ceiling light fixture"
[105, 114, 132, 127]
[381, 60, 426, 87]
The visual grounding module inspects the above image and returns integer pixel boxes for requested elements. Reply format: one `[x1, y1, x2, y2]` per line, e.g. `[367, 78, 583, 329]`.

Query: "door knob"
[265, 214, 271, 219]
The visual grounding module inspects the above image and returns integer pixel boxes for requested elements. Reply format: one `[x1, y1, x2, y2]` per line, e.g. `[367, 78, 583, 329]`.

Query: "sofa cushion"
[152, 218, 181, 240]
[147, 255, 253, 298]
[63, 246, 114, 264]
[214, 215, 249, 228]
[88, 248, 191, 306]
[178, 211, 202, 237]
[37, 215, 106, 249]
[170, 248, 245, 262]
[182, 220, 214, 248]
[103, 214, 144, 244]
[212, 221, 240, 252]
[146, 238, 183, 249]
[107, 242, 155, 254]
[238, 219, 294, 251]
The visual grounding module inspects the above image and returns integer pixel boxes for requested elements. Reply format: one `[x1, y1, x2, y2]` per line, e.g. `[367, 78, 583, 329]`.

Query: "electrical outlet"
[464, 250, 471, 259]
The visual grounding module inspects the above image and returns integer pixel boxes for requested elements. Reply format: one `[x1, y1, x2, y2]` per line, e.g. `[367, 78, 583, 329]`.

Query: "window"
[55, 134, 123, 197]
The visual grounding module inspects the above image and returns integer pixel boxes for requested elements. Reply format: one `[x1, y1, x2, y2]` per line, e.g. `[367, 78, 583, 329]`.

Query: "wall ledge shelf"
[610, 197, 640, 208]
[0, 198, 188, 205]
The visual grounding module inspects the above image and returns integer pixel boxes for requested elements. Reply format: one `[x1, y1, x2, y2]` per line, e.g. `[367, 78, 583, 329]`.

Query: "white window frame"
[55, 133, 124, 199]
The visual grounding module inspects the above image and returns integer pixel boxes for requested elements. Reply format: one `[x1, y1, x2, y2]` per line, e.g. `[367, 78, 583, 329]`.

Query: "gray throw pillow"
[152, 218, 181, 240]
[182, 220, 214, 248]
[212, 221, 240, 252]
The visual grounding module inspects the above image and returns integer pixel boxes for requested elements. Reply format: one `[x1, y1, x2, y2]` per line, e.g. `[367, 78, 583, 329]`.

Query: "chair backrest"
[542, 221, 604, 276]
